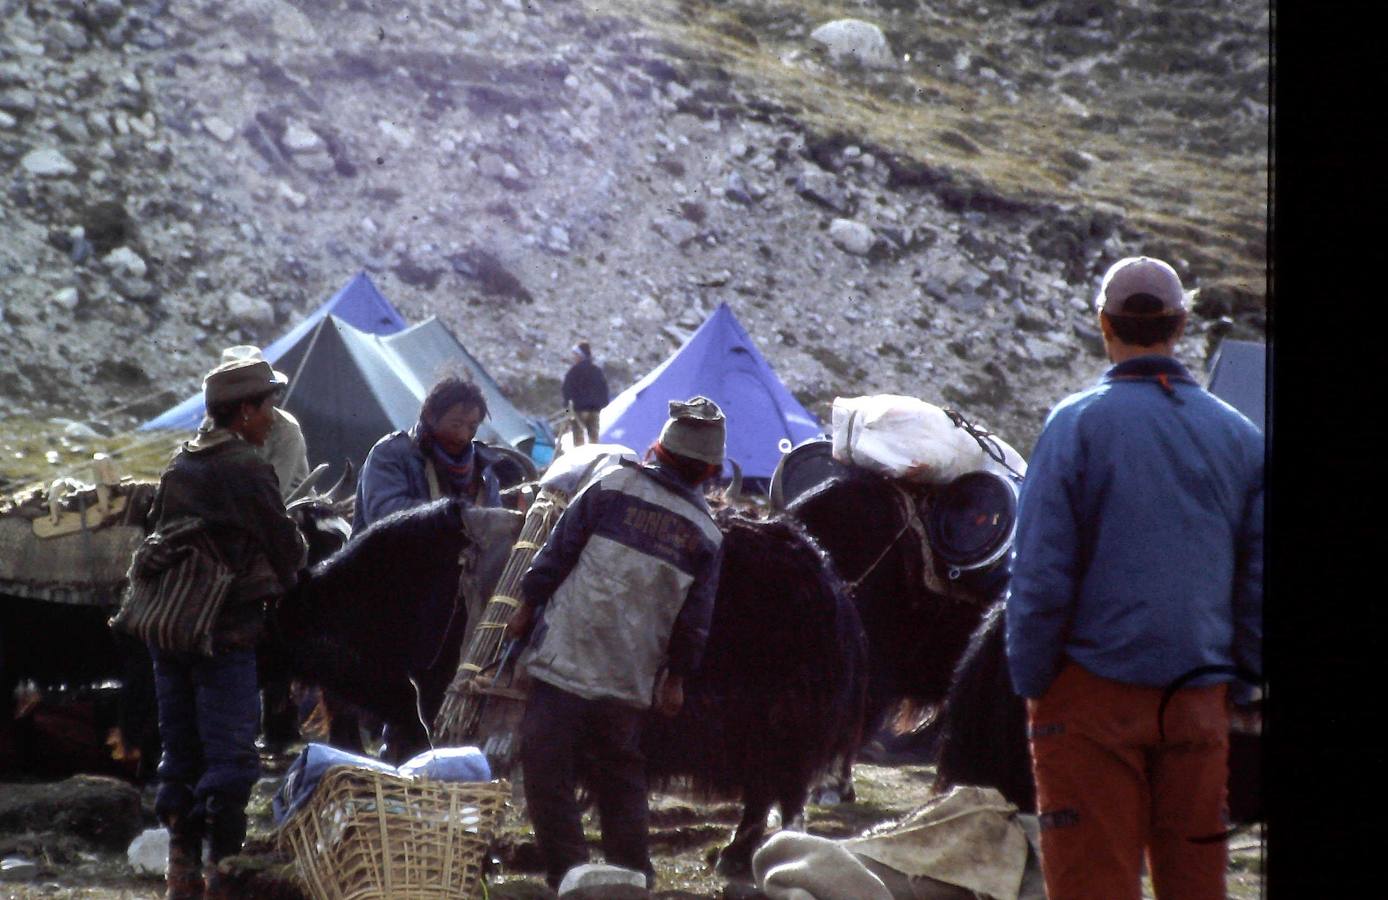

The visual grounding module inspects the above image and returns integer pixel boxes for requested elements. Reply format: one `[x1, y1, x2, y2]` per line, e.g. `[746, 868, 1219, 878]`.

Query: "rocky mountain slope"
[0, 0, 1268, 469]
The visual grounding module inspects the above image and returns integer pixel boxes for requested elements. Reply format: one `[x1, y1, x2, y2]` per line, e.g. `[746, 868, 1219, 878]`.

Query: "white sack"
[832, 395, 987, 484]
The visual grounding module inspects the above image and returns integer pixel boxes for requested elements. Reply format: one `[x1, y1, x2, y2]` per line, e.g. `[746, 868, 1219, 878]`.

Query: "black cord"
[943, 409, 1025, 480]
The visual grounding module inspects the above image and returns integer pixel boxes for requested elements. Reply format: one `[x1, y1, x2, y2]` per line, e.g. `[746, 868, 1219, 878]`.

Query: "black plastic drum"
[486, 443, 539, 490]
[926, 470, 1020, 584]
[770, 437, 851, 511]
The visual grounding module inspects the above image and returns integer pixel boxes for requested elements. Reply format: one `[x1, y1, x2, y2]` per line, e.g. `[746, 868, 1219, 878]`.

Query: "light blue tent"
[600, 303, 822, 482]
[1205, 338, 1267, 433]
[138, 272, 408, 430]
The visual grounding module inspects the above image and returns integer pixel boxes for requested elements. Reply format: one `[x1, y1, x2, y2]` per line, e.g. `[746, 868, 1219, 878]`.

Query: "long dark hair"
[418, 375, 487, 450]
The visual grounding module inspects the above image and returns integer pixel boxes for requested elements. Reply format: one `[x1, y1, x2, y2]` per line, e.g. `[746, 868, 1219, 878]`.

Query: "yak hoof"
[714, 846, 754, 880]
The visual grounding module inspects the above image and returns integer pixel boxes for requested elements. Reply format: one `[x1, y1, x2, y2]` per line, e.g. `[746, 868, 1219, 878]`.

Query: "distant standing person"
[198, 346, 310, 500]
[561, 341, 609, 445]
[1005, 257, 1263, 900]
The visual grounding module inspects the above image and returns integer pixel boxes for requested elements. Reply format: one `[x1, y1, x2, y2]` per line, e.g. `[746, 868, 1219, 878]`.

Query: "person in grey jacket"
[198, 346, 310, 500]
[506, 397, 726, 891]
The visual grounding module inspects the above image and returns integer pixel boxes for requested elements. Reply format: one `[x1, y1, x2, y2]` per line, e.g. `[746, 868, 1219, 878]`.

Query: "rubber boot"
[165, 813, 205, 900]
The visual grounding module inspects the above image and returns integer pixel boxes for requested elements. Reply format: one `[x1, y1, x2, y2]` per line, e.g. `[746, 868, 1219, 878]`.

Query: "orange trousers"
[1026, 662, 1229, 900]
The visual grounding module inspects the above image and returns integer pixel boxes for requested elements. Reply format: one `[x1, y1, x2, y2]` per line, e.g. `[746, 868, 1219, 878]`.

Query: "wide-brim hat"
[219, 344, 288, 385]
[203, 358, 284, 407]
[657, 396, 726, 466]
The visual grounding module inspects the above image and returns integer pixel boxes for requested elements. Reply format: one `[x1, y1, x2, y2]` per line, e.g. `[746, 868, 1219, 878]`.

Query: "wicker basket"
[278, 766, 510, 900]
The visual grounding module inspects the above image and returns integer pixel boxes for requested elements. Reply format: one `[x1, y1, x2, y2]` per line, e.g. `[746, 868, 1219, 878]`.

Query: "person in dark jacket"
[1006, 257, 1263, 900]
[506, 397, 726, 891]
[353, 375, 505, 532]
[148, 357, 307, 900]
[561, 341, 609, 445]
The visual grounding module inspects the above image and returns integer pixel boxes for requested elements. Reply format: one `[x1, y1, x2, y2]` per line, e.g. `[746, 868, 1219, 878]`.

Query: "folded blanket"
[272, 743, 397, 826]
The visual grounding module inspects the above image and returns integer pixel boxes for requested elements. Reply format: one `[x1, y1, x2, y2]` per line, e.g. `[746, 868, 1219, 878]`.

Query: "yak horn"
[284, 463, 330, 505]
[726, 458, 743, 501]
[325, 458, 358, 502]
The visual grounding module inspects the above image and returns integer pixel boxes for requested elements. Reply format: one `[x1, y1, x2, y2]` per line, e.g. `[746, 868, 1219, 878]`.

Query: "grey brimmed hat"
[219, 345, 288, 385]
[658, 396, 726, 466]
[203, 358, 283, 407]
[1095, 256, 1188, 316]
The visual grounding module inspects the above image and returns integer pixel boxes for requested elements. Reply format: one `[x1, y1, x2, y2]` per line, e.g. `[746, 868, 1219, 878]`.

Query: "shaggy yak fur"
[269, 498, 520, 761]
[785, 471, 996, 798]
[641, 508, 868, 875]
[280, 498, 869, 877]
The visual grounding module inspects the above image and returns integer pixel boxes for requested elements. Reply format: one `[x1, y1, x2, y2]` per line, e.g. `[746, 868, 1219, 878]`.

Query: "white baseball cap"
[1095, 257, 1188, 316]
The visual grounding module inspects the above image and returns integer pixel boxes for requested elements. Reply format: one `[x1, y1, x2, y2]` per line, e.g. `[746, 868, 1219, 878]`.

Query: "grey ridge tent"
[277, 314, 533, 481]
[1204, 338, 1267, 433]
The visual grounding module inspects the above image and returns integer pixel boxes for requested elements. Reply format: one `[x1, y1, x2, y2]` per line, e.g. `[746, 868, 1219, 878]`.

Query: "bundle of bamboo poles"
[432, 486, 569, 746]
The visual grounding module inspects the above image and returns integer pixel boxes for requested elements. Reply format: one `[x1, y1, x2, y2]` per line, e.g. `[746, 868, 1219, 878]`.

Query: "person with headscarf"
[353, 374, 506, 532]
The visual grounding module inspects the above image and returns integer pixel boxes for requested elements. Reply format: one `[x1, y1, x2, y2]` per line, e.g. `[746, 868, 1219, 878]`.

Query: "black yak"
[0, 486, 352, 778]
[269, 498, 521, 762]
[785, 471, 997, 797]
[641, 508, 868, 875]
[279, 497, 869, 877]
[930, 603, 1263, 828]
[928, 600, 1035, 811]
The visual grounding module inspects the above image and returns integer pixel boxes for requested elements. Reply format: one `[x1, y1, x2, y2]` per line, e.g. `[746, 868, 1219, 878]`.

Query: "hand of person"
[505, 603, 534, 641]
[655, 673, 684, 718]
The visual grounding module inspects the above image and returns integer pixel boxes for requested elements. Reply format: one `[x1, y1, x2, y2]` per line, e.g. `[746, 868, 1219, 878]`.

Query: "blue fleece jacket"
[352, 425, 503, 531]
[1005, 355, 1264, 699]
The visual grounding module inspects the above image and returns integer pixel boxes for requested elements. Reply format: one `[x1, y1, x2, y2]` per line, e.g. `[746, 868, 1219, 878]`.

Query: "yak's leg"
[323, 691, 365, 754]
[809, 754, 856, 805]
[715, 783, 775, 879]
[779, 782, 810, 835]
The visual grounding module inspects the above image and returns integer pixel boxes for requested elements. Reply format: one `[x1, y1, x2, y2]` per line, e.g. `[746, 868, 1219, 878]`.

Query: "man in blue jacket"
[351, 375, 507, 760]
[1006, 257, 1263, 900]
[506, 397, 725, 892]
[353, 375, 505, 532]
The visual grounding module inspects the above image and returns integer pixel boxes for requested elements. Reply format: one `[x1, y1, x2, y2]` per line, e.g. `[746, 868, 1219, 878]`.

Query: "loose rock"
[829, 218, 875, 256]
[21, 148, 77, 177]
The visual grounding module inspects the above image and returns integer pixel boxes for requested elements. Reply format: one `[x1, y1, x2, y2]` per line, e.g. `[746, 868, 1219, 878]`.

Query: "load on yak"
[0, 457, 357, 776]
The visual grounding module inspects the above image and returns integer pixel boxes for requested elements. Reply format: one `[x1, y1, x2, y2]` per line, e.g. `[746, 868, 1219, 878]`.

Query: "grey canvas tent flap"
[1205, 338, 1267, 433]
[277, 315, 532, 481]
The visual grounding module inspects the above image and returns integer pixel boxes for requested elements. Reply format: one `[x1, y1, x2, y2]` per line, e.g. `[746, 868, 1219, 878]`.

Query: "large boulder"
[810, 19, 896, 69]
[0, 776, 144, 852]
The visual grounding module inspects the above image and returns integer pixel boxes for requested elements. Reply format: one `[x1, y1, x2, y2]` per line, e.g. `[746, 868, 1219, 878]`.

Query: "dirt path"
[0, 759, 1264, 898]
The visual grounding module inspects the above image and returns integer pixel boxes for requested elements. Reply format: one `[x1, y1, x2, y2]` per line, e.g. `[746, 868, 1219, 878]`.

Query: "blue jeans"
[151, 646, 261, 846]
